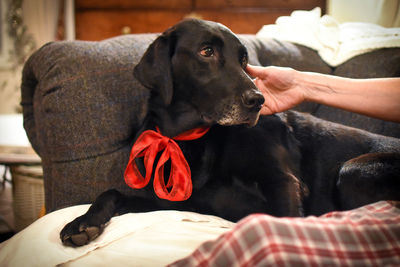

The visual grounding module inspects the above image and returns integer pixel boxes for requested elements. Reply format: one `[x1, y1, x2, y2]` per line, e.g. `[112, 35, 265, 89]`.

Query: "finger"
[260, 105, 273, 116]
[254, 78, 267, 93]
[246, 64, 267, 77]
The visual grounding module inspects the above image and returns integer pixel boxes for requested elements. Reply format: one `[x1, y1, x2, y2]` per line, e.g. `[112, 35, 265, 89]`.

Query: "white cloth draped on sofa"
[256, 7, 400, 66]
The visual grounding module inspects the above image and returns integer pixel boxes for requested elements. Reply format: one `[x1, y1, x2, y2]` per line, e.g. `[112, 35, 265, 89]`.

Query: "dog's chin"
[203, 111, 261, 127]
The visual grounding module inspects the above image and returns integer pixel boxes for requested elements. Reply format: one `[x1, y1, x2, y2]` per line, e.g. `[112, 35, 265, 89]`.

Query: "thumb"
[246, 64, 267, 78]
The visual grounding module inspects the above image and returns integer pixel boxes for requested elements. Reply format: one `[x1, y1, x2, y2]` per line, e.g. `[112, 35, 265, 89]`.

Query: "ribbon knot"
[124, 126, 210, 201]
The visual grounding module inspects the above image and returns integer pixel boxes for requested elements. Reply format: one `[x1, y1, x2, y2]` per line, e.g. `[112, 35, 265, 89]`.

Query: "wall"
[0, 0, 61, 114]
[0, 0, 21, 114]
[327, 0, 400, 27]
[0, 68, 22, 114]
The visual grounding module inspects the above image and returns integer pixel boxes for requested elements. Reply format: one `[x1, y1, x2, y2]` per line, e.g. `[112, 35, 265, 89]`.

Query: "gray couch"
[21, 33, 400, 212]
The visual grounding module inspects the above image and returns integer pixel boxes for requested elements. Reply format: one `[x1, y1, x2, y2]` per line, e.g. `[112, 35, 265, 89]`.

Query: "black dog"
[61, 19, 400, 247]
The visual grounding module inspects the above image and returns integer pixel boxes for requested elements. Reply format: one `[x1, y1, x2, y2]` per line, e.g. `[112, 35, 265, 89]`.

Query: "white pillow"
[0, 205, 234, 267]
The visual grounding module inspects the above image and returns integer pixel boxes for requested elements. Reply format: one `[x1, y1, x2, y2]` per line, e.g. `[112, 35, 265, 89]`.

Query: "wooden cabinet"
[75, 0, 326, 40]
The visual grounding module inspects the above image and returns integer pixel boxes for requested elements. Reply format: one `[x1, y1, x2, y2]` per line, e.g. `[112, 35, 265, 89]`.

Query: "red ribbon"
[124, 126, 210, 201]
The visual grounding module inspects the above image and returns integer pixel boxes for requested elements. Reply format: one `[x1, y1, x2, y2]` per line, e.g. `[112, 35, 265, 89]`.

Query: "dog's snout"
[242, 89, 265, 111]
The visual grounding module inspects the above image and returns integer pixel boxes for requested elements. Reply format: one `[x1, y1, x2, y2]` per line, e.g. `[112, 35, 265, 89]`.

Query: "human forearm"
[297, 71, 400, 122]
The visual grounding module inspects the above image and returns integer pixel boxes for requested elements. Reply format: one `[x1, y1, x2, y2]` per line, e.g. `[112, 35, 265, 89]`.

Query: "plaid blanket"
[169, 201, 400, 267]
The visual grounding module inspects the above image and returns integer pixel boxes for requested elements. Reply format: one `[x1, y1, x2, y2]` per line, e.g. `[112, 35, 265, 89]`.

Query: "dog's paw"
[60, 214, 105, 247]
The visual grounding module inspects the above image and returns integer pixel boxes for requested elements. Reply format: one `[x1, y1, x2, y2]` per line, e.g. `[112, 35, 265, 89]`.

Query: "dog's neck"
[147, 99, 207, 137]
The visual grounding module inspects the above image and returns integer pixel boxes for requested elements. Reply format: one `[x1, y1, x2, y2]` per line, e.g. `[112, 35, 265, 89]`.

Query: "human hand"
[246, 65, 305, 115]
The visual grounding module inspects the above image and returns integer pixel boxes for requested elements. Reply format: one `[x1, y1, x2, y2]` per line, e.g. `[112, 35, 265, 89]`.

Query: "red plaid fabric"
[168, 201, 400, 267]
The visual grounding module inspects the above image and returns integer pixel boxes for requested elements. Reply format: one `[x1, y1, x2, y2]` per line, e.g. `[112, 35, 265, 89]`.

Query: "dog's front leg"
[60, 189, 164, 247]
[60, 189, 124, 246]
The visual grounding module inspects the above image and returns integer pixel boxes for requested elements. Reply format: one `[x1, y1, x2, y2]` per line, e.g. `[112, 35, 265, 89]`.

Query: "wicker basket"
[10, 165, 44, 232]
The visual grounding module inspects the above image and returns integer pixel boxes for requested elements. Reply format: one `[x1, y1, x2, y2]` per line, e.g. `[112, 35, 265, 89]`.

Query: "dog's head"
[134, 19, 264, 135]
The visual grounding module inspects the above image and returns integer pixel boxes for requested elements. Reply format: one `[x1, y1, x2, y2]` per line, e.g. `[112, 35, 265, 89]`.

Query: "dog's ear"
[134, 29, 176, 106]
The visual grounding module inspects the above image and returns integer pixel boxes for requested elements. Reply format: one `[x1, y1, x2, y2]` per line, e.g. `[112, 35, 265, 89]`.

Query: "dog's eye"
[200, 47, 214, 57]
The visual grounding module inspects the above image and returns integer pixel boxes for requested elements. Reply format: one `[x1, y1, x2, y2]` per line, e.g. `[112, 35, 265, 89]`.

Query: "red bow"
[124, 127, 210, 201]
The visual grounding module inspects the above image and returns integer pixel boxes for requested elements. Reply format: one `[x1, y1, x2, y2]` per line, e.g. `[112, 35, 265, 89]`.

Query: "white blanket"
[0, 205, 234, 267]
[256, 7, 400, 66]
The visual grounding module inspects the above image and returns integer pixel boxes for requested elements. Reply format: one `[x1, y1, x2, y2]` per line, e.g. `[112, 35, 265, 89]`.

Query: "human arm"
[246, 65, 400, 122]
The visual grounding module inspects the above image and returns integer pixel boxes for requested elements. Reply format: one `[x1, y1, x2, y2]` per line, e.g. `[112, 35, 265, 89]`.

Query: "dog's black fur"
[61, 19, 400, 247]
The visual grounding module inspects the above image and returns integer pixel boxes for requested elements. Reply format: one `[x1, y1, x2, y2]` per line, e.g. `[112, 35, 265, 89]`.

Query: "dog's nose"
[242, 89, 265, 111]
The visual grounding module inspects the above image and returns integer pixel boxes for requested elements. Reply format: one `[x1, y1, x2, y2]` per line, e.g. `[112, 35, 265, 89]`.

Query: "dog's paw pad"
[61, 225, 101, 247]
[85, 226, 100, 240]
[70, 232, 89, 246]
[60, 215, 104, 247]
